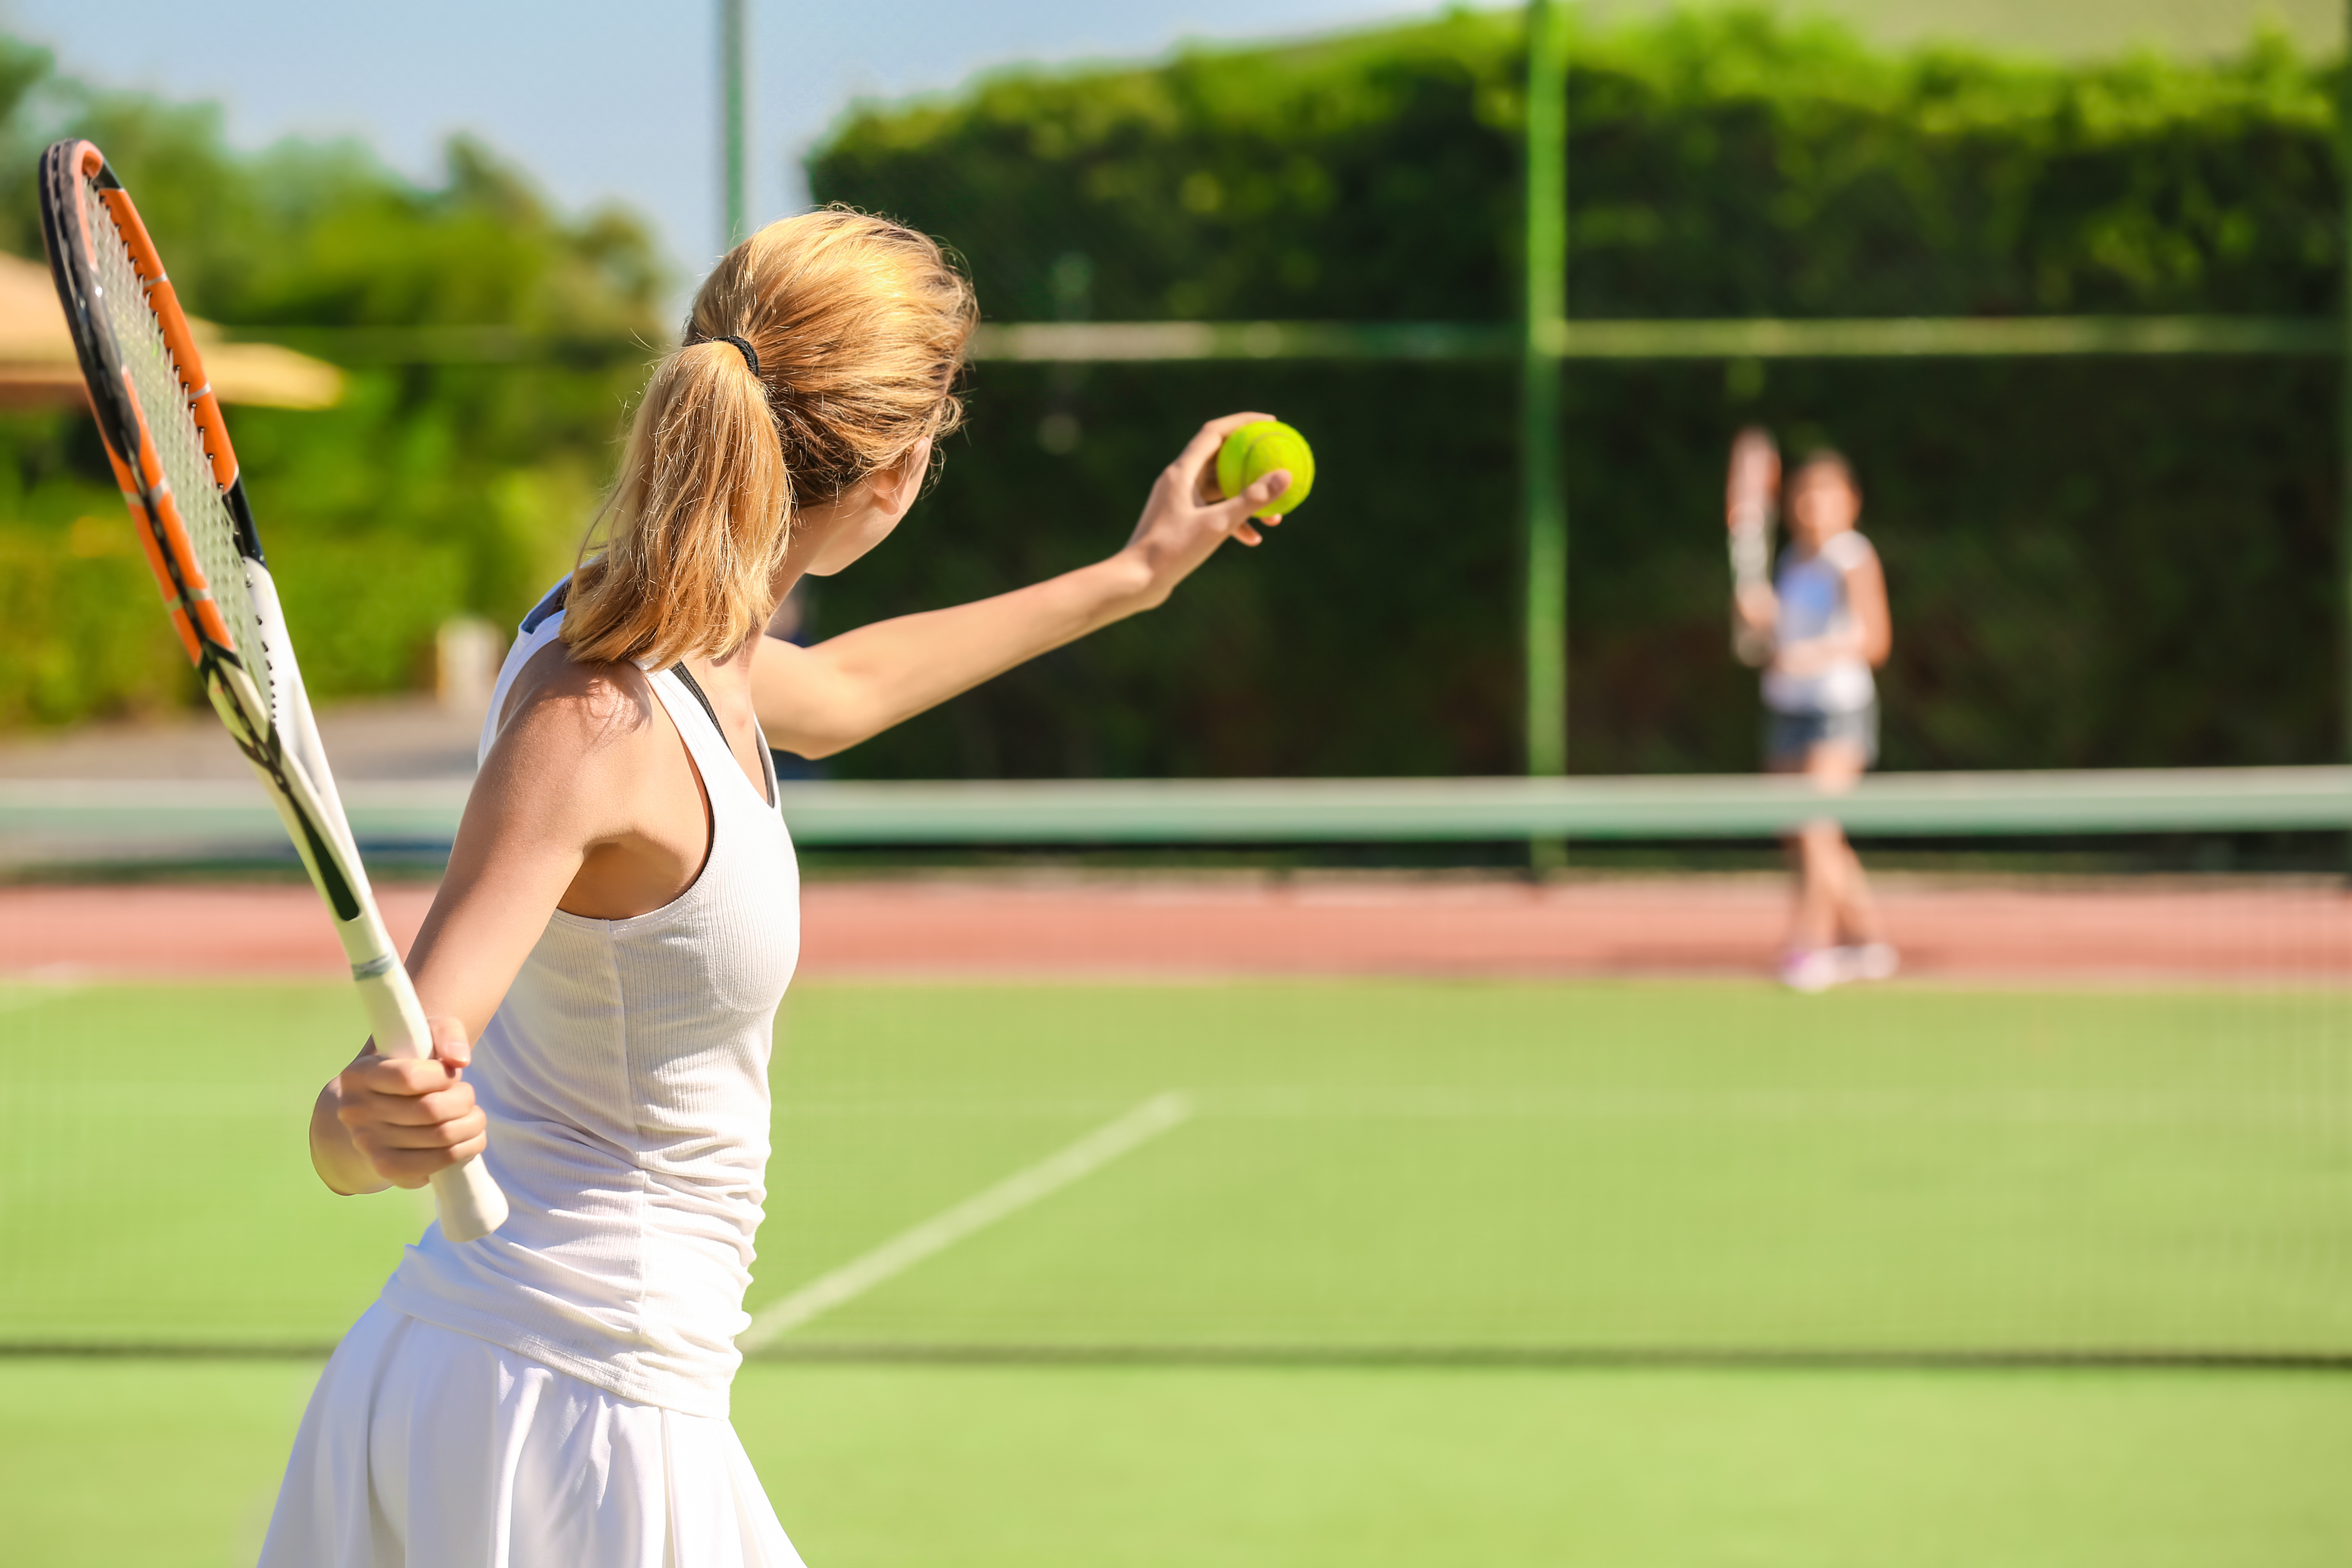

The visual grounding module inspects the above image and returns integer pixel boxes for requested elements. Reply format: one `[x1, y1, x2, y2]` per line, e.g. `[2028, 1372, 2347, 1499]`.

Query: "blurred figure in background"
[1727, 435, 1897, 991]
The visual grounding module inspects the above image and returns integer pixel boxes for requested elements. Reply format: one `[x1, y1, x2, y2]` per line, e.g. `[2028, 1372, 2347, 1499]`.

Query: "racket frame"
[38, 138, 507, 1241]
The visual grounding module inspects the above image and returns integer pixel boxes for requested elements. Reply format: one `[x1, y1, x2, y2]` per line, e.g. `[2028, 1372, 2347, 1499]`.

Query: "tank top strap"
[479, 579, 574, 766]
[665, 662, 778, 807]
[648, 666, 775, 815]
[480, 581, 779, 812]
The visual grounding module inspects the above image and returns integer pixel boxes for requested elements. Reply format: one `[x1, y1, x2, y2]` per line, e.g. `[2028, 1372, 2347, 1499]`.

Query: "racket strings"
[82, 174, 271, 704]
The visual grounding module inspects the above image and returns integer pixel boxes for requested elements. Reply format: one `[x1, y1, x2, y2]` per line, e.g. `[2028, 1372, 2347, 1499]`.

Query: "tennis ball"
[1215, 420, 1315, 519]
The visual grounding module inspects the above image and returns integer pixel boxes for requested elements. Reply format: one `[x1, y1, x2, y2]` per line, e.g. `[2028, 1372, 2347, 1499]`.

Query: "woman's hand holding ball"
[1116, 412, 1314, 608]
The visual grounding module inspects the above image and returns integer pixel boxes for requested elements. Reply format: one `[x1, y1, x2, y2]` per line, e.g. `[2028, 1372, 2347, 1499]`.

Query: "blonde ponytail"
[565, 207, 977, 667]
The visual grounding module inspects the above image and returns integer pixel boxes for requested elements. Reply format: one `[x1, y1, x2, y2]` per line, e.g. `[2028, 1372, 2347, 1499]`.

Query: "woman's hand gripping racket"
[1726, 425, 1780, 668]
[38, 140, 508, 1241]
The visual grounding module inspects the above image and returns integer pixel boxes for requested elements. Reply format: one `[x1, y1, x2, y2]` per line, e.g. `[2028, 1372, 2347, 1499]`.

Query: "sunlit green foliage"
[816, 8, 2336, 323]
[0, 42, 664, 726]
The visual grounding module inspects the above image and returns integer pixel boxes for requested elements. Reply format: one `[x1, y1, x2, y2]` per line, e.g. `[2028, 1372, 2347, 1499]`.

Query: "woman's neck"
[686, 635, 761, 697]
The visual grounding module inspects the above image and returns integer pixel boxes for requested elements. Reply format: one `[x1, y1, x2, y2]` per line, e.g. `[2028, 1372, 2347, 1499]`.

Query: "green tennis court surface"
[5, 1358, 2346, 1567]
[4, 977, 2349, 1563]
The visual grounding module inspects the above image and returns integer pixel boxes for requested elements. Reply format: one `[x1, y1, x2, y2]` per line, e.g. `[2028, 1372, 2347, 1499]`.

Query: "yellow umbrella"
[0, 249, 343, 410]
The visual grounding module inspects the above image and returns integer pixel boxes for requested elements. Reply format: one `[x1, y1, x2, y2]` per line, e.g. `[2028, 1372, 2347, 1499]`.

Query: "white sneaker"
[1779, 948, 1845, 993]
[1838, 942, 1900, 982]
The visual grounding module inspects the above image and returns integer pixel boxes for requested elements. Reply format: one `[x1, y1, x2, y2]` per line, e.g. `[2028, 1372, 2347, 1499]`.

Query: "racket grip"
[429, 1156, 510, 1243]
[357, 960, 511, 1242]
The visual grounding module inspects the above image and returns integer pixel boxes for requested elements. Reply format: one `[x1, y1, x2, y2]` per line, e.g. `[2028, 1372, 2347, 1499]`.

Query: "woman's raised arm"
[753, 413, 1294, 758]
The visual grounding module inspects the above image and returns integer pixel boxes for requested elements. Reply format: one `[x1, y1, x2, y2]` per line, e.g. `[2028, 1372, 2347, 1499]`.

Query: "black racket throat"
[197, 652, 362, 924]
[224, 478, 265, 564]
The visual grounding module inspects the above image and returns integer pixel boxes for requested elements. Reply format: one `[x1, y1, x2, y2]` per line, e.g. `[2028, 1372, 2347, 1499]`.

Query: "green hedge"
[802, 8, 2347, 777]
[0, 531, 188, 728]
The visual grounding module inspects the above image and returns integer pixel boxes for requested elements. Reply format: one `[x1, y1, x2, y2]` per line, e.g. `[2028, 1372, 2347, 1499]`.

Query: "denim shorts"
[1764, 702, 1879, 768]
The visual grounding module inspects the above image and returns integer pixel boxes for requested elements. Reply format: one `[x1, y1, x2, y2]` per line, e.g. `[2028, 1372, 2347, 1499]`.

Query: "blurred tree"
[0, 47, 666, 726]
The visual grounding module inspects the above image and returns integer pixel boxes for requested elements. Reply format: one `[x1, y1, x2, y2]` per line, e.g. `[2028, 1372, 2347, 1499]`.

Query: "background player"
[1728, 439, 1896, 991]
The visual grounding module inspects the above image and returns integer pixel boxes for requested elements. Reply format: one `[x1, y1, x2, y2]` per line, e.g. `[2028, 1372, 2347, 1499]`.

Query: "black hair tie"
[685, 328, 762, 380]
[715, 333, 760, 379]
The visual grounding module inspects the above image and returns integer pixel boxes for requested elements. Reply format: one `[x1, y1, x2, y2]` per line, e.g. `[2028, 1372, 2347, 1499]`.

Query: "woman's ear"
[875, 437, 934, 521]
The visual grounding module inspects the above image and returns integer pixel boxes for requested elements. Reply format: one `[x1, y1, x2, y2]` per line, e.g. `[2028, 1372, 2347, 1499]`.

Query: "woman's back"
[383, 591, 800, 1418]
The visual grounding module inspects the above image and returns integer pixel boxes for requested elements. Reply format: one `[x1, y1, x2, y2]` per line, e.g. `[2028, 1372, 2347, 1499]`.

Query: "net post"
[2341, 0, 2352, 876]
[720, 0, 750, 247]
[1523, 0, 1569, 873]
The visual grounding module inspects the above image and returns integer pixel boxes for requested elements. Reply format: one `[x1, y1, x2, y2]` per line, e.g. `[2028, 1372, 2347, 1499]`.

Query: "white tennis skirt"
[258, 1301, 804, 1568]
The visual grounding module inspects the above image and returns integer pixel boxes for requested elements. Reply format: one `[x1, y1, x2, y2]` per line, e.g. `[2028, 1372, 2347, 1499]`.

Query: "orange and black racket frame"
[40, 139, 259, 667]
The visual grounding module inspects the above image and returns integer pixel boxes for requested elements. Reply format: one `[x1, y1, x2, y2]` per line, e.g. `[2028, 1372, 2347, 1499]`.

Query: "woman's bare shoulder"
[483, 642, 670, 795]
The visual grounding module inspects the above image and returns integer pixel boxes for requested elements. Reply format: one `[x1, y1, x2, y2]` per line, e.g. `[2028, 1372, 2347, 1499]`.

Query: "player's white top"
[381, 586, 799, 1419]
[1762, 530, 1878, 716]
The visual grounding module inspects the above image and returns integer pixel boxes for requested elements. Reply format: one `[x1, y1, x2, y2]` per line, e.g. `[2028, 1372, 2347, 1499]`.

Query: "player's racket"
[38, 139, 508, 1241]
[1725, 425, 1779, 668]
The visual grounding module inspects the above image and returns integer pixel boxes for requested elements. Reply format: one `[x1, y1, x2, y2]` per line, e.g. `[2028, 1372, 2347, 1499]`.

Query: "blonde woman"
[1728, 440, 1896, 992]
[259, 211, 1296, 1567]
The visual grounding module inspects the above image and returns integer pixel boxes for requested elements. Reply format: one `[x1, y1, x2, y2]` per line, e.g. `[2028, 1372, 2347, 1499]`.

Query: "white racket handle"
[358, 960, 510, 1243]
[205, 585, 508, 1242]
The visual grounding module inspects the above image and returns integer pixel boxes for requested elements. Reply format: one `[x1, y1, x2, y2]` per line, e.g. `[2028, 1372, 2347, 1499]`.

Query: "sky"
[2, 0, 1432, 285]
[6, 0, 2330, 293]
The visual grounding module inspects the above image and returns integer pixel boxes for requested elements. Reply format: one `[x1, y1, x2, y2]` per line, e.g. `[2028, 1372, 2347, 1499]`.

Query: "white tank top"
[1762, 530, 1878, 715]
[381, 584, 800, 1419]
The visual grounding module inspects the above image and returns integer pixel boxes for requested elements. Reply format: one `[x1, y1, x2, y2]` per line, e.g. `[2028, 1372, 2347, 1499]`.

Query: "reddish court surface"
[1, 875, 2349, 982]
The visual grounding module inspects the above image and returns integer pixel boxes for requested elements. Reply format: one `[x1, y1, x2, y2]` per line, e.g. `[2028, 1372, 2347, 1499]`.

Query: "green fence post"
[1523, 0, 1569, 872]
[1523, 0, 1568, 786]
[720, 0, 750, 247]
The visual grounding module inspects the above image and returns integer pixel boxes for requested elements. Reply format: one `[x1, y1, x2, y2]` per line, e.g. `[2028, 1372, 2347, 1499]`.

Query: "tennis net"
[2, 767, 2349, 1365]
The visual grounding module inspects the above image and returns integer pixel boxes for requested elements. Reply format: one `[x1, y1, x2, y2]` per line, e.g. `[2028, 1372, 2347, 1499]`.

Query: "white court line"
[739, 1090, 1193, 1351]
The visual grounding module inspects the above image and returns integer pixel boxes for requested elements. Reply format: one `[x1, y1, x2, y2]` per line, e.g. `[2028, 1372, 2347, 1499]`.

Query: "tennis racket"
[38, 139, 508, 1242]
[1725, 424, 1779, 668]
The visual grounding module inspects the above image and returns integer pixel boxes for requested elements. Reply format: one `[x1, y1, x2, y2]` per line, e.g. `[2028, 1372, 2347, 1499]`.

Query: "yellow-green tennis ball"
[1216, 420, 1315, 519]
